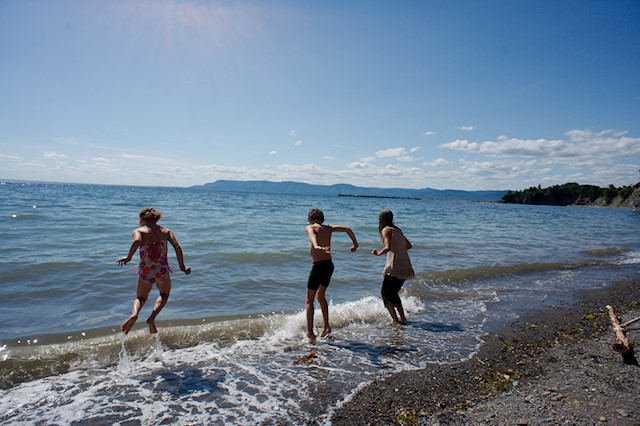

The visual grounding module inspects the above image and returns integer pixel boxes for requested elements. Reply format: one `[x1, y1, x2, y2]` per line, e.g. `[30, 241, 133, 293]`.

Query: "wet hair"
[139, 207, 162, 223]
[308, 208, 324, 223]
[378, 209, 395, 235]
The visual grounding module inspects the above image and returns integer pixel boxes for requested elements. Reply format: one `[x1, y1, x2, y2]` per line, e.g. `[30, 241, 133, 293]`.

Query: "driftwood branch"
[606, 305, 632, 354]
[621, 316, 640, 329]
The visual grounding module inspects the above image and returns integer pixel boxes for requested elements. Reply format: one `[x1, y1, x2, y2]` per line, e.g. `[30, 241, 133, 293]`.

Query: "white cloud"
[44, 152, 68, 160]
[360, 156, 375, 163]
[289, 130, 297, 137]
[562, 129, 640, 159]
[77, 160, 119, 173]
[0, 154, 22, 160]
[269, 150, 277, 155]
[323, 155, 334, 160]
[274, 163, 327, 178]
[441, 139, 480, 152]
[348, 161, 372, 169]
[477, 138, 564, 156]
[203, 164, 250, 173]
[295, 140, 303, 146]
[423, 158, 451, 167]
[422, 131, 436, 136]
[376, 148, 405, 158]
[24, 160, 46, 168]
[375, 147, 416, 162]
[441, 129, 640, 162]
[458, 125, 475, 131]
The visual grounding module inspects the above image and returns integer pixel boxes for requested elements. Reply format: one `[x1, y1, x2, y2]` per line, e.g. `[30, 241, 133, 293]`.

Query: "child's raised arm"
[371, 226, 392, 256]
[330, 225, 359, 252]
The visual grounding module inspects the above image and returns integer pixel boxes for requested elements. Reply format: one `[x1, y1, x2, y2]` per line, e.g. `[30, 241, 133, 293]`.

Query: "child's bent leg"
[316, 285, 331, 337]
[396, 304, 407, 324]
[381, 276, 405, 324]
[305, 289, 317, 340]
[146, 279, 171, 334]
[385, 301, 401, 324]
[121, 278, 152, 334]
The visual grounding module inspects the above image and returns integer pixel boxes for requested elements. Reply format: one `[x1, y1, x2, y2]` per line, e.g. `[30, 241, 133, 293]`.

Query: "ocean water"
[1, 180, 639, 424]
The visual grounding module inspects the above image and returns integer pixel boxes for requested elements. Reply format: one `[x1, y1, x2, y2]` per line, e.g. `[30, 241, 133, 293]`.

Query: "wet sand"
[331, 280, 640, 425]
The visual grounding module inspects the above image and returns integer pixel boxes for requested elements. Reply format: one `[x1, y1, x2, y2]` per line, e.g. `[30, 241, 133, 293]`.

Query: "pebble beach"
[332, 280, 640, 425]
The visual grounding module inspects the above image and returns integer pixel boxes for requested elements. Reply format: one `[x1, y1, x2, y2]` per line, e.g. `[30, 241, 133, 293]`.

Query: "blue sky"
[1, 0, 639, 190]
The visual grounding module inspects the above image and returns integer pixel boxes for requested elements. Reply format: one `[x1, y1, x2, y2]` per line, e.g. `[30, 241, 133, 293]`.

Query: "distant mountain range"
[190, 180, 508, 202]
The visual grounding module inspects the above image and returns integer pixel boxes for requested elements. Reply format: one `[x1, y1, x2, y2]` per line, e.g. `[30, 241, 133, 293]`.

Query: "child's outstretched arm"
[117, 229, 142, 265]
[371, 227, 392, 256]
[168, 230, 191, 274]
[331, 225, 359, 252]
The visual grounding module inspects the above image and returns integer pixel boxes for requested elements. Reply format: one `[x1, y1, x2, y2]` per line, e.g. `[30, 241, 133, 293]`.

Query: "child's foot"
[120, 315, 138, 334]
[147, 318, 158, 334]
[306, 332, 317, 342]
[320, 327, 331, 337]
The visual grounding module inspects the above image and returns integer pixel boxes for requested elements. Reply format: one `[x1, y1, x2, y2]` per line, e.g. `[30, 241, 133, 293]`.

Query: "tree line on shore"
[500, 182, 640, 206]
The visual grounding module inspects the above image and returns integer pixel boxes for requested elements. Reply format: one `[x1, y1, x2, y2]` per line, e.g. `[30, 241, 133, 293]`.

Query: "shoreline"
[331, 280, 640, 425]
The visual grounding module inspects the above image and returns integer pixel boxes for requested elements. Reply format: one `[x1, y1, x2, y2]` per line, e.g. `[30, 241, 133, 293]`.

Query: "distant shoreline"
[192, 179, 508, 202]
[338, 193, 422, 201]
[338, 193, 495, 203]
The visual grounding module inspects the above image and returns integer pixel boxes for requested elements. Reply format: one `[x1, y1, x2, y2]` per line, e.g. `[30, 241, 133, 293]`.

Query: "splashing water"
[117, 333, 133, 375]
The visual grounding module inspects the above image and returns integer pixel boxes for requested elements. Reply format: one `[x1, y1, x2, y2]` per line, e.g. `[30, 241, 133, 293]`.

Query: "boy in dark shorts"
[305, 209, 358, 341]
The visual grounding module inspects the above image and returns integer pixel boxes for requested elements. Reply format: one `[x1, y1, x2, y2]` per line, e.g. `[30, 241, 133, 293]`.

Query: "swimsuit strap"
[147, 224, 163, 242]
[145, 225, 165, 260]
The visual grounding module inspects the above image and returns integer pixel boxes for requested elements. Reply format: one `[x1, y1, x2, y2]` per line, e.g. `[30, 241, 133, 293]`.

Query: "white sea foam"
[0, 294, 489, 424]
[614, 249, 640, 265]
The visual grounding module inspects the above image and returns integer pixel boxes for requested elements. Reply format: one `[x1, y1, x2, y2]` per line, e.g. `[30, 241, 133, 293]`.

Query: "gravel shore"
[331, 280, 640, 425]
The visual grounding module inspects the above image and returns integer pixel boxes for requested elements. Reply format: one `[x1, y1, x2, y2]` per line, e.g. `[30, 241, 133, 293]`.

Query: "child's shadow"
[407, 321, 465, 333]
[327, 340, 418, 368]
[144, 367, 226, 396]
[622, 348, 639, 366]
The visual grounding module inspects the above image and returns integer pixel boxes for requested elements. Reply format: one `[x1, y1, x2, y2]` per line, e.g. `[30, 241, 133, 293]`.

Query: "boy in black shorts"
[305, 209, 358, 341]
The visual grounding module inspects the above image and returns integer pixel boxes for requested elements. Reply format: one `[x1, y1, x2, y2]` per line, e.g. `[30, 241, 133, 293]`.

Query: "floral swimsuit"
[137, 225, 172, 284]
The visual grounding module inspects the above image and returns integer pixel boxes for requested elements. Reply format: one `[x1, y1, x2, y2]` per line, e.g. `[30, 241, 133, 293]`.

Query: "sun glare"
[109, 1, 266, 56]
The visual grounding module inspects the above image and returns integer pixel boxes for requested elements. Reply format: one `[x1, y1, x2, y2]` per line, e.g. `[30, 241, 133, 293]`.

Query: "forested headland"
[500, 182, 640, 208]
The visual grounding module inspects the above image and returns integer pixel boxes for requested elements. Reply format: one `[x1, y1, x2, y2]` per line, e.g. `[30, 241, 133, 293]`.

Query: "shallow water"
[1, 181, 639, 424]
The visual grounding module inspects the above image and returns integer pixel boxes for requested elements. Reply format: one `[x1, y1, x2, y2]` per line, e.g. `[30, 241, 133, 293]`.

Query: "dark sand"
[330, 280, 640, 425]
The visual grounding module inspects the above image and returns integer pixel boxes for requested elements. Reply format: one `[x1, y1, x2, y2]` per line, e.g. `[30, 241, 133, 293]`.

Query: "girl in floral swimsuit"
[117, 207, 191, 334]
[138, 224, 172, 284]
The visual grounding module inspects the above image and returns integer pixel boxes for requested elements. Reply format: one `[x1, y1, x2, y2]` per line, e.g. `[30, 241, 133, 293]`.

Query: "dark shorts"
[307, 259, 334, 291]
[381, 275, 405, 308]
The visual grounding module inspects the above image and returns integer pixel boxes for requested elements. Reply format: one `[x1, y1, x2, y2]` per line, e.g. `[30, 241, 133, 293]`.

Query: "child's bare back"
[306, 223, 334, 262]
